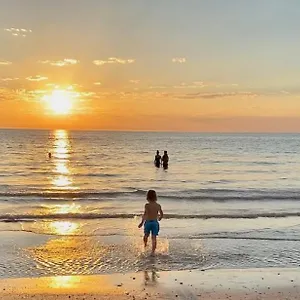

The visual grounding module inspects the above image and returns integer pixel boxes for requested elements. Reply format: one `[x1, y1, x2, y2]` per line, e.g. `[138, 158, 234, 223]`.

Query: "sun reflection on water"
[50, 221, 79, 235]
[47, 204, 81, 235]
[53, 175, 71, 187]
[53, 203, 81, 214]
[27, 236, 104, 276]
[50, 130, 74, 190]
[55, 162, 69, 174]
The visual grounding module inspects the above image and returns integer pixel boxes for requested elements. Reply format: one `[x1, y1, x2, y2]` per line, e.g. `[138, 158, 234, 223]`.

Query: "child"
[138, 190, 164, 255]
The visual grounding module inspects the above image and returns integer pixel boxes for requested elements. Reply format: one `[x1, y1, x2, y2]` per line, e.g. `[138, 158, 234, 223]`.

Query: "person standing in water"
[138, 190, 164, 256]
[154, 150, 161, 168]
[161, 150, 169, 169]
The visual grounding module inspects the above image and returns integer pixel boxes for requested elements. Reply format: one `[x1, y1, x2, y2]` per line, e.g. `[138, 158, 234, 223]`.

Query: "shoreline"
[0, 268, 300, 299]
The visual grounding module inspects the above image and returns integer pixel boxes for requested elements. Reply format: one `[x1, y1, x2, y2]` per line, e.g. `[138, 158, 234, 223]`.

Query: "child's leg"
[143, 234, 149, 247]
[143, 221, 150, 247]
[151, 234, 157, 254]
[150, 221, 159, 255]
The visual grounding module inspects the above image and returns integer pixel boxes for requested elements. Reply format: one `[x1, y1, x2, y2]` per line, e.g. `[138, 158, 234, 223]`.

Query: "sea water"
[1, 129, 300, 278]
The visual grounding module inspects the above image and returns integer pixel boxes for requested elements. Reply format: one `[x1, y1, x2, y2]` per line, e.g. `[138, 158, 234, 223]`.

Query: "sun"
[43, 89, 73, 115]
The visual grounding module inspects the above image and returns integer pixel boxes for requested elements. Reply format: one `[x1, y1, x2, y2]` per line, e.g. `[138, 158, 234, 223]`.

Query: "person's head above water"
[164, 151, 167, 155]
[147, 190, 157, 202]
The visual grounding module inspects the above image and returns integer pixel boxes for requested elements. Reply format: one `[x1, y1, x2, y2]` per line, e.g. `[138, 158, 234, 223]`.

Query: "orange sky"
[1, 1, 300, 132]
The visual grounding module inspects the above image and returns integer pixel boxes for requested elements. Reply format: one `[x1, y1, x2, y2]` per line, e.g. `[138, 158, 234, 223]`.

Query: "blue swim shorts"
[144, 220, 160, 236]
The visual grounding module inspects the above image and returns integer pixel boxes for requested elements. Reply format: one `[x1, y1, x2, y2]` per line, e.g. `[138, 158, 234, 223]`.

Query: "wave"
[2, 229, 300, 242]
[2, 211, 300, 222]
[0, 190, 144, 199]
[1, 188, 300, 201]
[85, 173, 119, 177]
[177, 236, 300, 242]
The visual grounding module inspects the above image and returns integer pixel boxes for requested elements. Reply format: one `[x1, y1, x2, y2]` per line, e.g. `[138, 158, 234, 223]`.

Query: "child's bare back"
[145, 202, 162, 221]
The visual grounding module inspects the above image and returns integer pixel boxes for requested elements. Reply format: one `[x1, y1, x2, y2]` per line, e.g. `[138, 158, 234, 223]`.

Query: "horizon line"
[1, 127, 300, 134]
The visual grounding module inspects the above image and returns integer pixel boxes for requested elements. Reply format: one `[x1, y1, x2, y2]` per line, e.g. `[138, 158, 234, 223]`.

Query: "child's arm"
[138, 204, 147, 228]
[158, 205, 164, 221]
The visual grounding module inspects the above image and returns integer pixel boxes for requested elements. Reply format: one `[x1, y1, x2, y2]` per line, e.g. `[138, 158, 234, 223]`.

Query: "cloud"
[4, 27, 32, 37]
[179, 91, 256, 100]
[129, 80, 140, 84]
[193, 81, 206, 86]
[26, 75, 48, 82]
[149, 81, 207, 90]
[0, 60, 12, 65]
[150, 81, 240, 90]
[149, 85, 168, 89]
[93, 82, 102, 86]
[1, 77, 19, 81]
[172, 57, 186, 63]
[38, 59, 79, 67]
[216, 83, 239, 88]
[280, 90, 290, 95]
[0, 88, 29, 102]
[0, 88, 15, 101]
[173, 82, 207, 89]
[93, 57, 135, 66]
[80, 91, 96, 97]
[45, 83, 83, 91]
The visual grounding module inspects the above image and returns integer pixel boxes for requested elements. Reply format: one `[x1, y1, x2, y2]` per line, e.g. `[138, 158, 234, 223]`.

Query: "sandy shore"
[0, 268, 300, 299]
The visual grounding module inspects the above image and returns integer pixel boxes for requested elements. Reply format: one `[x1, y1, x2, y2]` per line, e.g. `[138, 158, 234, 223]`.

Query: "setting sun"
[43, 89, 73, 115]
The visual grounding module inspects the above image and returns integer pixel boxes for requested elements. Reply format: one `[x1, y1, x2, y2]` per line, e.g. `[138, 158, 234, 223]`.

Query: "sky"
[1, 0, 300, 132]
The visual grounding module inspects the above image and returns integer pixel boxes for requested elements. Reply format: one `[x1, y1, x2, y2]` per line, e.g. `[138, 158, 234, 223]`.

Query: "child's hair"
[147, 190, 157, 202]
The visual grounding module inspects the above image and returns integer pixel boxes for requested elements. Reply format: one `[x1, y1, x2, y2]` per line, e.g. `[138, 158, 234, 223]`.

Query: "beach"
[1, 268, 300, 299]
[2, 0, 300, 297]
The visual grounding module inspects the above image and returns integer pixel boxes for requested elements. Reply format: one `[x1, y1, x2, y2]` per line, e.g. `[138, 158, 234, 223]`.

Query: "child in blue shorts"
[138, 190, 164, 255]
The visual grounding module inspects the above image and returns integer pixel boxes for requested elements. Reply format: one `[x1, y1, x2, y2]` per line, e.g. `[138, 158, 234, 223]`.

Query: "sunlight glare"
[53, 204, 81, 214]
[43, 89, 73, 115]
[53, 175, 71, 187]
[50, 221, 79, 235]
[49, 276, 81, 289]
[56, 162, 69, 174]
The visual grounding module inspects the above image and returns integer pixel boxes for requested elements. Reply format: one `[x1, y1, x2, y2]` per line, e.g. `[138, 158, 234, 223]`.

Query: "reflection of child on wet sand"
[144, 270, 159, 286]
[138, 190, 164, 256]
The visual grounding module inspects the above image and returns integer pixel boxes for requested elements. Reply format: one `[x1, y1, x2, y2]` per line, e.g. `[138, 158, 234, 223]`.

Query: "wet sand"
[0, 268, 300, 299]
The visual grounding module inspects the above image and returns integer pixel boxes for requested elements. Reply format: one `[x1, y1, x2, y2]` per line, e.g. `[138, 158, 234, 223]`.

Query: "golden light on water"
[53, 175, 71, 187]
[55, 162, 69, 174]
[27, 237, 104, 276]
[50, 221, 79, 235]
[48, 204, 81, 234]
[53, 203, 81, 214]
[55, 129, 68, 139]
[51, 130, 74, 189]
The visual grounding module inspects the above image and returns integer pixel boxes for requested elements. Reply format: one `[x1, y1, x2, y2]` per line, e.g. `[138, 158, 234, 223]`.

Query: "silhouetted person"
[48, 152, 52, 159]
[162, 151, 169, 169]
[154, 150, 161, 168]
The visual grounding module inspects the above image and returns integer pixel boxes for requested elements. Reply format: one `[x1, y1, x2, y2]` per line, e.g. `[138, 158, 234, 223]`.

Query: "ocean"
[1, 129, 300, 278]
